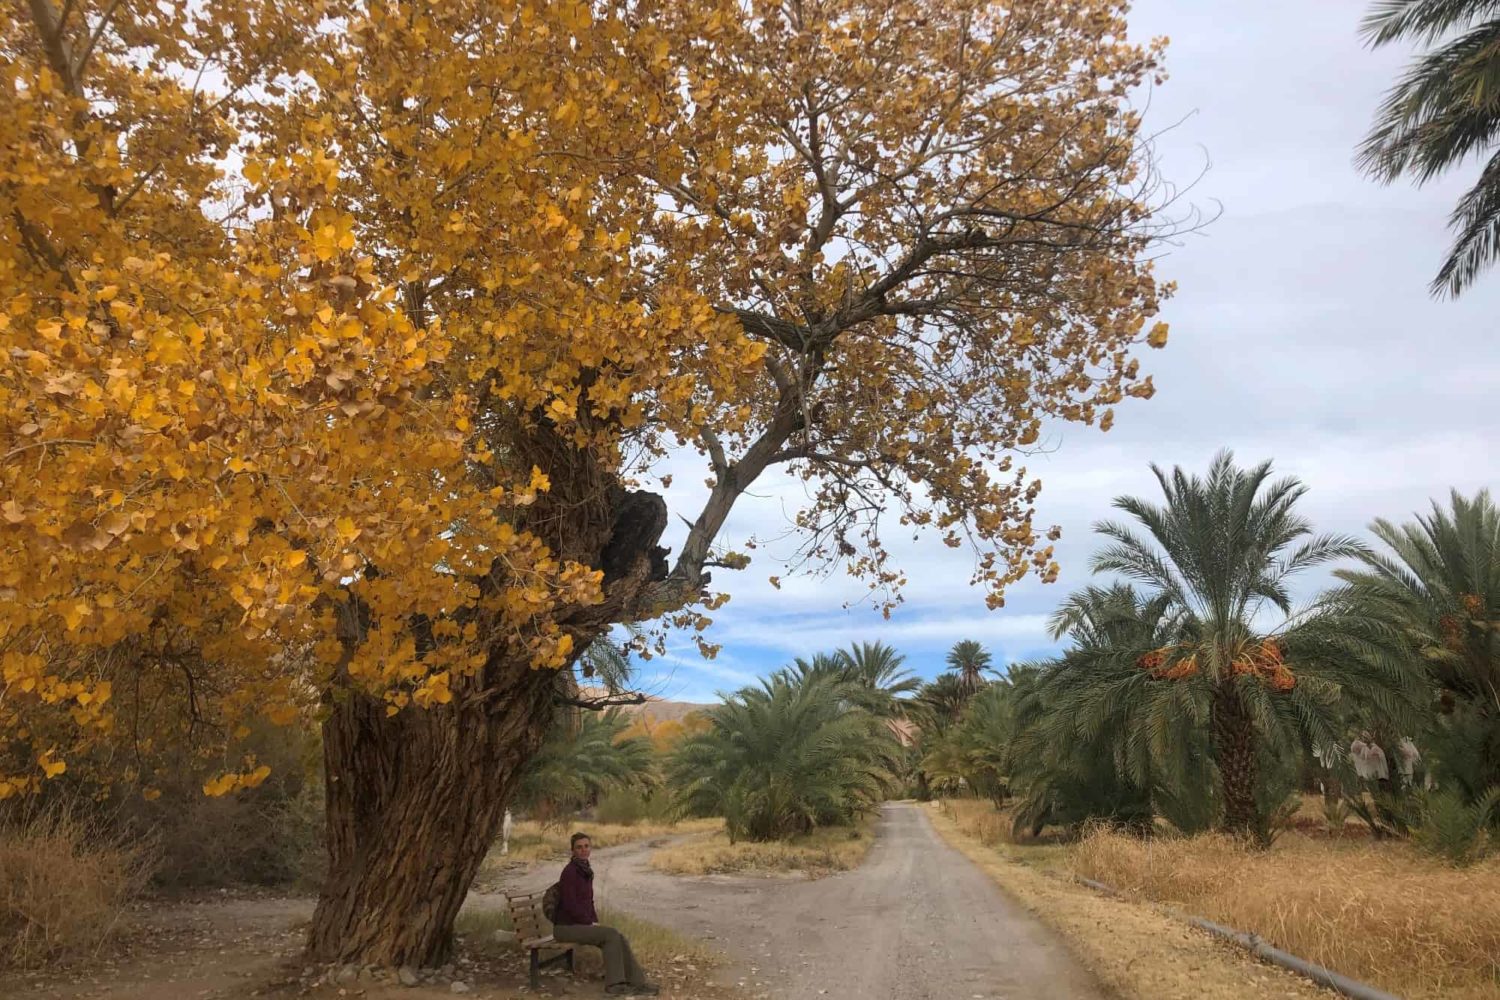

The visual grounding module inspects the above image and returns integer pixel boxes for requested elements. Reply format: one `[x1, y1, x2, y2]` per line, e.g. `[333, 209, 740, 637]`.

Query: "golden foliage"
[618, 710, 712, 752]
[2, 0, 1173, 792]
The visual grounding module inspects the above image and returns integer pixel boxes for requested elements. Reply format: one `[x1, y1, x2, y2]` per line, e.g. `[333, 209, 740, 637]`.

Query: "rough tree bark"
[1210, 678, 1261, 844]
[307, 661, 560, 966]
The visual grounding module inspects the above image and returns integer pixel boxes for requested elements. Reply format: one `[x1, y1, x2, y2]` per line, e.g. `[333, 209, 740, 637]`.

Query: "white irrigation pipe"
[1073, 877, 1404, 1000]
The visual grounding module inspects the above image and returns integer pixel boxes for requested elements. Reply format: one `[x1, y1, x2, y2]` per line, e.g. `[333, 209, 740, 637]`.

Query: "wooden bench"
[505, 890, 576, 989]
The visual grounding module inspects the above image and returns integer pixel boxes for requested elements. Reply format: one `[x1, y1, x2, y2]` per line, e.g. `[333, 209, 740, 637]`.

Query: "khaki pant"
[552, 922, 649, 987]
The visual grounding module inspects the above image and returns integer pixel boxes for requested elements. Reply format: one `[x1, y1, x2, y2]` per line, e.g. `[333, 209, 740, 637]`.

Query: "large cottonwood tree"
[2, 0, 1172, 966]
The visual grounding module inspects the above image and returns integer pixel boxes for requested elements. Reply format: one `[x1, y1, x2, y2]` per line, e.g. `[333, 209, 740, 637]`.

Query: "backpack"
[541, 881, 561, 923]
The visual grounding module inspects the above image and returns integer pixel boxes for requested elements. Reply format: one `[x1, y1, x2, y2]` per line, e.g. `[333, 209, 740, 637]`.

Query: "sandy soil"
[5, 802, 1298, 1000]
[503, 802, 1107, 1000]
[0, 894, 313, 1000]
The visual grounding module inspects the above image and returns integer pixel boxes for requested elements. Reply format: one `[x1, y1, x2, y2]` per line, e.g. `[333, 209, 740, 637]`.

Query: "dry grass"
[938, 797, 1017, 846]
[1071, 826, 1500, 1000]
[926, 802, 1328, 1000]
[937, 798, 1074, 871]
[594, 906, 720, 969]
[0, 810, 154, 969]
[650, 821, 873, 877]
[502, 818, 723, 862]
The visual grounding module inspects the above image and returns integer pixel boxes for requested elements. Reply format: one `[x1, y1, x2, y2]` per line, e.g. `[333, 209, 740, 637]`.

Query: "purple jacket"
[554, 858, 597, 926]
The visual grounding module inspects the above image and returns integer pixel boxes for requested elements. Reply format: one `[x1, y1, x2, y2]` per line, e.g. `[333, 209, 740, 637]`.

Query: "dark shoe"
[631, 985, 661, 997]
[604, 985, 636, 996]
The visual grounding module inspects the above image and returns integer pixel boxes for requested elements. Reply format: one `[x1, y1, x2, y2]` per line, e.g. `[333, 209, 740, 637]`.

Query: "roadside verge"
[923, 803, 1330, 1000]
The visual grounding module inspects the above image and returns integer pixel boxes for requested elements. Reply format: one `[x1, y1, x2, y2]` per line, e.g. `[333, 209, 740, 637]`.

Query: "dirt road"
[8, 804, 1104, 1000]
[504, 802, 1106, 1000]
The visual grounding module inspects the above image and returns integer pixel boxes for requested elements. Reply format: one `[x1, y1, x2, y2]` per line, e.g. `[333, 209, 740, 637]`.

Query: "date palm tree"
[841, 641, 923, 708]
[1068, 452, 1419, 842]
[946, 639, 995, 698]
[912, 672, 971, 729]
[1010, 584, 1210, 837]
[516, 709, 655, 817]
[779, 642, 919, 719]
[1360, 0, 1500, 294]
[1337, 489, 1499, 800]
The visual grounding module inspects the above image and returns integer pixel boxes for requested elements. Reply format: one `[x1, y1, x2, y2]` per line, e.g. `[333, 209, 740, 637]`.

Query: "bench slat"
[505, 891, 571, 952]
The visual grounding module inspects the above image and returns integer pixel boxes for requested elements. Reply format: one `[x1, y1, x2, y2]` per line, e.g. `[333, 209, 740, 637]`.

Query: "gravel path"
[504, 802, 1106, 1000]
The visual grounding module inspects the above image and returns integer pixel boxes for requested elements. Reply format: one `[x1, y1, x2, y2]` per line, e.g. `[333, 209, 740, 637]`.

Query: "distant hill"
[576, 686, 713, 724]
[630, 698, 713, 724]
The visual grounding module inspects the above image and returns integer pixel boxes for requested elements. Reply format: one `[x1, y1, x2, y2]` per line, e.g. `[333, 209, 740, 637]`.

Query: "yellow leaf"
[267, 704, 299, 726]
[142, 787, 162, 801]
[1147, 322, 1169, 349]
[202, 773, 237, 797]
[285, 549, 307, 569]
[61, 600, 91, 631]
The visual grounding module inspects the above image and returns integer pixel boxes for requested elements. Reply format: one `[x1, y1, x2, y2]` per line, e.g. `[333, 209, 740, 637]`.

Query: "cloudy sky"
[627, 0, 1498, 703]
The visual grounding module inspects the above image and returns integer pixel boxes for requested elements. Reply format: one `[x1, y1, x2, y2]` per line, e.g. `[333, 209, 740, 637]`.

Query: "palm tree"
[1337, 490, 1499, 799]
[782, 651, 847, 685]
[574, 626, 643, 692]
[1081, 451, 1418, 841]
[779, 642, 918, 719]
[920, 666, 1042, 806]
[1009, 584, 1212, 837]
[1359, 0, 1500, 295]
[946, 639, 995, 697]
[667, 672, 898, 842]
[516, 709, 656, 818]
[912, 672, 971, 729]
[839, 641, 922, 716]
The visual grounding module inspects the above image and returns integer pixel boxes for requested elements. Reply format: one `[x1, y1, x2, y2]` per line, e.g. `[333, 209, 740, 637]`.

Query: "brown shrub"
[0, 809, 154, 969]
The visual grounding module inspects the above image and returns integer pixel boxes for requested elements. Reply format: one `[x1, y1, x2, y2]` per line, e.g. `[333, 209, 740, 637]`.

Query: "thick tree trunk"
[303, 413, 676, 967]
[1210, 679, 1260, 843]
[306, 657, 559, 967]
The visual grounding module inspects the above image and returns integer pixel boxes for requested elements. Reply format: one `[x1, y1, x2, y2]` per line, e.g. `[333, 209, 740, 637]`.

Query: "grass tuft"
[650, 821, 872, 877]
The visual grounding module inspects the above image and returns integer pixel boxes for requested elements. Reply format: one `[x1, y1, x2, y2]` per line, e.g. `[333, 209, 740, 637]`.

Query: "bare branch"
[26, 0, 78, 94]
[73, 0, 126, 80]
[700, 427, 728, 476]
[553, 690, 648, 711]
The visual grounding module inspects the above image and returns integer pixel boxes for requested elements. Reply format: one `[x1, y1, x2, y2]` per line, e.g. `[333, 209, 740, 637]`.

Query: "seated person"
[552, 832, 660, 997]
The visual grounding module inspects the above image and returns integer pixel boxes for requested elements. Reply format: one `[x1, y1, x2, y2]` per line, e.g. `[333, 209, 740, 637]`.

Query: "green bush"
[594, 788, 675, 826]
[1416, 787, 1500, 866]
